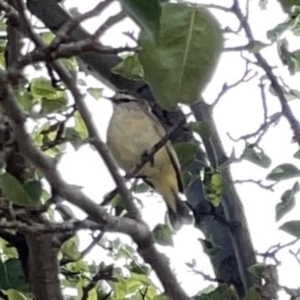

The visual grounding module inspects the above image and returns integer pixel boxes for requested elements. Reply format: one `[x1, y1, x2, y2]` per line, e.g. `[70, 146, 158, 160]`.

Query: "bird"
[105, 91, 194, 231]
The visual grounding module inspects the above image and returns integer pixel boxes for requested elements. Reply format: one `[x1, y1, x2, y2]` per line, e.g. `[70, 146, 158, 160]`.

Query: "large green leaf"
[120, 0, 161, 41]
[138, 3, 222, 109]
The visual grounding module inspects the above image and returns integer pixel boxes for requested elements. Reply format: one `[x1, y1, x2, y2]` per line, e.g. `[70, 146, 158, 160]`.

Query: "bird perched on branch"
[105, 91, 194, 231]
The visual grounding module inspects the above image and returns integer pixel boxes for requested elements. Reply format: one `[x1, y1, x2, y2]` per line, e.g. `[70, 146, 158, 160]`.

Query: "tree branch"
[232, 0, 300, 146]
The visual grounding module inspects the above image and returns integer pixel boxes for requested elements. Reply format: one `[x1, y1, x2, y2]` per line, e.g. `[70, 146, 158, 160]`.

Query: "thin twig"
[234, 179, 277, 191]
[50, 0, 114, 50]
[232, 0, 300, 146]
[93, 11, 126, 40]
[257, 239, 299, 265]
[212, 62, 257, 107]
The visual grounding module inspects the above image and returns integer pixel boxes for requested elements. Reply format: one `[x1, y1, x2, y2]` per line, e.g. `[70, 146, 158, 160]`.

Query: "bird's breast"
[107, 110, 166, 173]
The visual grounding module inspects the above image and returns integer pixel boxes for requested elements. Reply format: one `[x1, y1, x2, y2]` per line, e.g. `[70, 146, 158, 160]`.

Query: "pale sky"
[38, 0, 300, 297]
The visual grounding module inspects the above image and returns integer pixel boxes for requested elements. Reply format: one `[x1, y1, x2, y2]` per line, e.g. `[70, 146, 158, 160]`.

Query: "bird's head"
[103, 91, 148, 112]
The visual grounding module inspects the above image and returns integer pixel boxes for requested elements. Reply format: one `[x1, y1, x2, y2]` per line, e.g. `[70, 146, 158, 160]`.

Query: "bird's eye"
[120, 98, 131, 103]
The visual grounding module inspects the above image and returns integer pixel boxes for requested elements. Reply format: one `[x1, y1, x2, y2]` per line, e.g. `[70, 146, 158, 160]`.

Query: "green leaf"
[65, 127, 83, 150]
[248, 263, 268, 278]
[153, 295, 170, 300]
[6, 289, 27, 300]
[74, 111, 88, 140]
[267, 20, 293, 41]
[276, 181, 300, 221]
[279, 220, 300, 238]
[59, 57, 78, 72]
[0, 173, 35, 206]
[278, 0, 300, 13]
[138, 3, 222, 109]
[182, 170, 196, 188]
[111, 193, 126, 216]
[294, 148, 300, 159]
[15, 90, 37, 113]
[110, 275, 128, 298]
[259, 0, 268, 10]
[61, 236, 81, 261]
[41, 31, 55, 44]
[189, 121, 212, 139]
[111, 54, 144, 80]
[126, 273, 152, 294]
[290, 49, 300, 73]
[173, 142, 198, 167]
[242, 146, 271, 168]
[133, 182, 149, 194]
[77, 78, 87, 86]
[196, 285, 216, 296]
[30, 77, 65, 100]
[87, 87, 103, 100]
[30, 77, 67, 114]
[75, 279, 97, 300]
[120, 0, 161, 41]
[129, 261, 150, 275]
[244, 287, 263, 300]
[66, 259, 89, 273]
[266, 163, 300, 181]
[152, 224, 174, 246]
[269, 112, 282, 124]
[204, 171, 223, 207]
[41, 97, 67, 114]
[194, 284, 237, 300]
[0, 259, 27, 291]
[23, 180, 42, 204]
[245, 40, 269, 53]
[0, 239, 18, 258]
[198, 238, 222, 256]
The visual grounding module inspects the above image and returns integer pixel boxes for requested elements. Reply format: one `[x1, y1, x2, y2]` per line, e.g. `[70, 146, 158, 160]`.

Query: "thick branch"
[191, 100, 259, 292]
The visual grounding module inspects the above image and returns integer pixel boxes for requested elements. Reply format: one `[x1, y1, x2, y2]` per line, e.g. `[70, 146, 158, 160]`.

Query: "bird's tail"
[167, 191, 194, 231]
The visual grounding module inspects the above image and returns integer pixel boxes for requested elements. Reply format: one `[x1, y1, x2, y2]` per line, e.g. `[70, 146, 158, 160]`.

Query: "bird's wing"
[144, 109, 184, 193]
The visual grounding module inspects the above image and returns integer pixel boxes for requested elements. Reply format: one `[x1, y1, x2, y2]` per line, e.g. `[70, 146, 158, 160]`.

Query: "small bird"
[105, 91, 194, 231]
